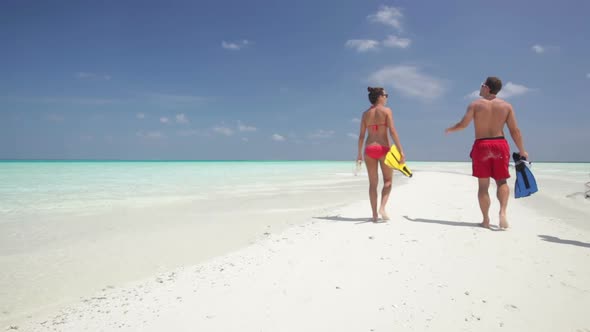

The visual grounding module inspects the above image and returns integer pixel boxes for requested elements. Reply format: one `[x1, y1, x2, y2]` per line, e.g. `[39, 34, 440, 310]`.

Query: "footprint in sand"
[504, 304, 519, 311]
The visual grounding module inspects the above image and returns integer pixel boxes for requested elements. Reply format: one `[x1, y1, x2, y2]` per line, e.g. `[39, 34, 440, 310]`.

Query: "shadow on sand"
[538, 235, 590, 249]
[313, 216, 373, 224]
[403, 216, 488, 229]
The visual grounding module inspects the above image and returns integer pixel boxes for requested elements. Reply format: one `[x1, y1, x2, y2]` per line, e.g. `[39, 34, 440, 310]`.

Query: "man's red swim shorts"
[470, 137, 510, 180]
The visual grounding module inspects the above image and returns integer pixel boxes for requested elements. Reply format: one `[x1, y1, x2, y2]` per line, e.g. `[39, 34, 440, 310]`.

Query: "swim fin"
[385, 145, 413, 177]
[512, 152, 538, 198]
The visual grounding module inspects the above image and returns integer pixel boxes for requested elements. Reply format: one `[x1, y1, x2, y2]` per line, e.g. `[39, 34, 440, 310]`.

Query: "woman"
[357, 87, 405, 222]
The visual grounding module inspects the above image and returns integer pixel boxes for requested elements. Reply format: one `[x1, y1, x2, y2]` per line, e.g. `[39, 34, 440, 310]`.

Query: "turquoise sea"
[1, 160, 588, 222]
[0, 161, 368, 222]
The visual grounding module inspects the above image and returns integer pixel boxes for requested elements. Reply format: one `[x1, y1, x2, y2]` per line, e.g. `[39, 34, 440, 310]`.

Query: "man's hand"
[520, 151, 529, 160]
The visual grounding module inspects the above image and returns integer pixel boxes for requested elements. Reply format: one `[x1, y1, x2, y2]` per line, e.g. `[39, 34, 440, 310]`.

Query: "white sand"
[12, 171, 590, 331]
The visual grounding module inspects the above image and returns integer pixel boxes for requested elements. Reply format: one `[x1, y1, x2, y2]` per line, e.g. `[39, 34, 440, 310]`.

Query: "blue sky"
[1, 0, 589, 161]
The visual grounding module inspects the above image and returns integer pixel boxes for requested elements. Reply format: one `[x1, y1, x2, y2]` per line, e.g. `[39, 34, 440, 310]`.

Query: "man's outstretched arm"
[446, 103, 475, 134]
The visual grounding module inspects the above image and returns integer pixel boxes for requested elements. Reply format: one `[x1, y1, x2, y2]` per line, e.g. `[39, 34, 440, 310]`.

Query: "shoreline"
[2, 159, 590, 164]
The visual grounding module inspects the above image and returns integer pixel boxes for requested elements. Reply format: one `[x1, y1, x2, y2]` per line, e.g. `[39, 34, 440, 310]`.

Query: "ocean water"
[1, 161, 588, 222]
[1, 161, 588, 221]
[0, 161, 368, 222]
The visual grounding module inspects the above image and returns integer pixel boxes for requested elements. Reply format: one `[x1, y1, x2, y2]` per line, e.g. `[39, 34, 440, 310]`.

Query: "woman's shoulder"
[376, 105, 393, 115]
[362, 106, 374, 117]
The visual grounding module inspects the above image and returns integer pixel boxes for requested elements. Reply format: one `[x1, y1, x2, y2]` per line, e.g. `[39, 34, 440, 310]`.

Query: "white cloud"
[160, 117, 170, 124]
[237, 121, 257, 132]
[136, 131, 164, 139]
[77, 72, 111, 80]
[382, 35, 411, 49]
[271, 134, 285, 142]
[498, 82, 531, 98]
[347, 133, 358, 139]
[221, 41, 240, 50]
[531, 44, 560, 54]
[367, 6, 403, 30]
[136, 112, 145, 119]
[465, 82, 532, 99]
[213, 126, 234, 136]
[308, 129, 335, 139]
[465, 90, 480, 99]
[369, 65, 446, 101]
[351, 118, 361, 123]
[77, 72, 93, 79]
[175, 113, 189, 124]
[345, 39, 380, 52]
[222, 39, 250, 51]
[532, 44, 545, 54]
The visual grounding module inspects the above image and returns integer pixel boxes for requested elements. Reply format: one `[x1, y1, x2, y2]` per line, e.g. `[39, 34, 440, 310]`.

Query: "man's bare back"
[446, 97, 526, 156]
[472, 98, 511, 139]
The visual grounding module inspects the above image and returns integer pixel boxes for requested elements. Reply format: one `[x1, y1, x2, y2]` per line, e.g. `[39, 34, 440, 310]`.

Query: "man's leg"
[496, 179, 509, 229]
[478, 178, 491, 228]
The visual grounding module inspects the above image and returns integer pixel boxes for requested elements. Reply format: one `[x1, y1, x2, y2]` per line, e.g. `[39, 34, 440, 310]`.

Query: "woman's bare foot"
[480, 218, 490, 229]
[379, 209, 390, 221]
[499, 214, 509, 229]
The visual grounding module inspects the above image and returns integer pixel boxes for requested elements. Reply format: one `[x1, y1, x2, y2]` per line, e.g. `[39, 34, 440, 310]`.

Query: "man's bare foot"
[480, 218, 490, 229]
[379, 209, 390, 221]
[499, 214, 509, 229]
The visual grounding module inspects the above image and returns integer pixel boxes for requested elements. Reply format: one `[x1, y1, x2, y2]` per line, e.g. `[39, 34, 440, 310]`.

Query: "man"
[445, 76, 528, 229]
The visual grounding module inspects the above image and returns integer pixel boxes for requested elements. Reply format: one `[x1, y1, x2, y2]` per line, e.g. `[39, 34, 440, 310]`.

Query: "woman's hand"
[399, 151, 406, 164]
[356, 154, 363, 162]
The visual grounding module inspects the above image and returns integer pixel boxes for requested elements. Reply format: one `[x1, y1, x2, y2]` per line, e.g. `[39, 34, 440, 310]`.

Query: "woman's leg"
[378, 158, 393, 220]
[364, 155, 380, 222]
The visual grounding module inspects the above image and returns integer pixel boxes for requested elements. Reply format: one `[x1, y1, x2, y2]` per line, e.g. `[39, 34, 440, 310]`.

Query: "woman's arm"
[387, 108, 405, 163]
[357, 113, 366, 161]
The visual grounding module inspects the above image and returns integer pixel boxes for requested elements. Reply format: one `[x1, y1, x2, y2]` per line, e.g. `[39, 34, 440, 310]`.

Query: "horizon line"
[1, 159, 589, 163]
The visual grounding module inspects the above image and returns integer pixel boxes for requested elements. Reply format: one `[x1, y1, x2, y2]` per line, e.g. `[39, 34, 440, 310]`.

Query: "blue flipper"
[512, 153, 538, 198]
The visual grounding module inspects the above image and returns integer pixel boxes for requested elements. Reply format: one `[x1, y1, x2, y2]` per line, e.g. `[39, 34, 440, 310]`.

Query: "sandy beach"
[9, 167, 590, 332]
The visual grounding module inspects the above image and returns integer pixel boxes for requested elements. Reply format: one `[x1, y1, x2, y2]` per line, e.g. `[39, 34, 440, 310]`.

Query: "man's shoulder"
[470, 98, 512, 107]
[468, 99, 485, 108]
[492, 98, 513, 109]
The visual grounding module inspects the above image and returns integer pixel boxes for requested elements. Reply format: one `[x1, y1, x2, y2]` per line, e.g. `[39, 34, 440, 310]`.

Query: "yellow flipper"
[384, 145, 413, 177]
